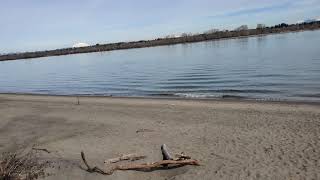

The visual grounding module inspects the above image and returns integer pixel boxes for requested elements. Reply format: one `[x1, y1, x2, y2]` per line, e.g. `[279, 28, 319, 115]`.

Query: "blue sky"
[0, 0, 319, 53]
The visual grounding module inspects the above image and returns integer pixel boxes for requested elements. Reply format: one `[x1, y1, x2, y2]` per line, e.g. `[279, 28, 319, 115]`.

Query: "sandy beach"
[0, 94, 319, 179]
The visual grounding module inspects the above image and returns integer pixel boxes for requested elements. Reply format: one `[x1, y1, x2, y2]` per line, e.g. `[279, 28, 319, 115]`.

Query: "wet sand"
[0, 94, 319, 179]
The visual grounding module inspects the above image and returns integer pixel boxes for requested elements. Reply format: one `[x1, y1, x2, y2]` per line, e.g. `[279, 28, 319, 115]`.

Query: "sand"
[0, 94, 319, 180]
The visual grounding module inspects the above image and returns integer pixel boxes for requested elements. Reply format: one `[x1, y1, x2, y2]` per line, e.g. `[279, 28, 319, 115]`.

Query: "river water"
[1, 31, 320, 102]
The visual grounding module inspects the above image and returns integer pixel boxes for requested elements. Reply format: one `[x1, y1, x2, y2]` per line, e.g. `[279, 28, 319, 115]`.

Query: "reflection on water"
[0, 31, 320, 102]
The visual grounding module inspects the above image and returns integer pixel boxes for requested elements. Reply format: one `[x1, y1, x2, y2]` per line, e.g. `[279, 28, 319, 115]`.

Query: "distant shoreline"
[1, 21, 320, 61]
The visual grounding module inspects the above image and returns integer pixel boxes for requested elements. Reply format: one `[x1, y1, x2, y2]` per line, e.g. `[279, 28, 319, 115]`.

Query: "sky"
[0, 0, 319, 53]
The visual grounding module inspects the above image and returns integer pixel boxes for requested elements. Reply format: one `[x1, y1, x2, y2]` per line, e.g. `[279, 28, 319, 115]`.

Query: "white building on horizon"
[72, 42, 90, 48]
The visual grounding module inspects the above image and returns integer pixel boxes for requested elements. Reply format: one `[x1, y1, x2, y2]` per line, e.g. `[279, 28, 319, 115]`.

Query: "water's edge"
[2, 93, 320, 105]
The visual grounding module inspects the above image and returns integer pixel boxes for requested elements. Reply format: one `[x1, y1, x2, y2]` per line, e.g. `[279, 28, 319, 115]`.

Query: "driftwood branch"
[105, 159, 199, 175]
[32, 147, 51, 154]
[104, 154, 146, 164]
[81, 151, 111, 175]
[136, 129, 154, 133]
[80, 144, 200, 176]
[174, 152, 191, 160]
[161, 144, 173, 160]
[76, 97, 80, 105]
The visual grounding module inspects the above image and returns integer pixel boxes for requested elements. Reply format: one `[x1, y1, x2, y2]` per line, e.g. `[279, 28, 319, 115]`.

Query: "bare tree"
[235, 25, 248, 31]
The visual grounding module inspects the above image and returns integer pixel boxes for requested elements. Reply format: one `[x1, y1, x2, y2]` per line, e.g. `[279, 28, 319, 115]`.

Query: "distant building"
[235, 25, 248, 31]
[296, 20, 304, 24]
[165, 34, 181, 38]
[72, 42, 89, 48]
[256, 24, 266, 29]
[181, 32, 193, 37]
[181, 33, 188, 37]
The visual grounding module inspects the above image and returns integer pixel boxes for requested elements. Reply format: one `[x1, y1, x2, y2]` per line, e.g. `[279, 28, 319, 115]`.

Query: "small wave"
[221, 95, 246, 99]
[174, 73, 214, 78]
[174, 93, 217, 98]
[157, 85, 209, 89]
[294, 93, 320, 98]
[160, 80, 240, 85]
[148, 93, 179, 97]
[35, 89, 51, 93]
[249, 74, 291, 78]
[173, 93, 247, 99]
[167, 77, 215, 81]
[212, 89, 278, 94]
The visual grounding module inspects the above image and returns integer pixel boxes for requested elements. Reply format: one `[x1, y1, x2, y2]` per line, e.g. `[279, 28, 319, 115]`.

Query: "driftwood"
[161, 144, 173, 160]
[174, 153, 191, 160]
[80, 144, 200, 175]
[32, 147, 51, 154]
[106, 159, 199, 174]
[76, 97, 80, 105]
[136, 129, 154, 133]
[104, 154, 146, 164]
[81, 151, 110, 175]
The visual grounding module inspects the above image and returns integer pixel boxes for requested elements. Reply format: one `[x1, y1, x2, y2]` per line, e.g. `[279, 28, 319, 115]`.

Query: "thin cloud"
[207, 1, 293, 19]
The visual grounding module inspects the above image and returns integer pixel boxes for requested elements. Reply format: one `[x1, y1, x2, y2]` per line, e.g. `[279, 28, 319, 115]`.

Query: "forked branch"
[80, 144, 200, 175]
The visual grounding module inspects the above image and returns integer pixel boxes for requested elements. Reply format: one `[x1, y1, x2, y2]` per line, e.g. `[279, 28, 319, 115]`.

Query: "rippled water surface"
[1, 31, 320, 101]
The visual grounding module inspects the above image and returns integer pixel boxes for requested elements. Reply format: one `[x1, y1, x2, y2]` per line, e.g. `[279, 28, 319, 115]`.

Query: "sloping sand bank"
[0, 94, 319, 179]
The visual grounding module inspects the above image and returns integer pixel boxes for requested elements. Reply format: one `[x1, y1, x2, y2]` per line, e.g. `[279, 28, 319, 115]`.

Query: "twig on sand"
[32, 147, 51, 154]
[76, 96, 80, 105]
[104, 154, 146, 164]
[136, 129, 154, 133]
[80, 144, 200, 175]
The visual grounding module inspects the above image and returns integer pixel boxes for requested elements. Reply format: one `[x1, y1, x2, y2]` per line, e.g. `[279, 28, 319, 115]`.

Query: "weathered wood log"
[80, 145, 200, 176]
[136, 129, 154, 133]
[174, 153, 191, 160]
[161, 144, 173, 160]
[81, 151, 111, 175]
[104, 154, 146, 164]
[105, 159, 200, 175]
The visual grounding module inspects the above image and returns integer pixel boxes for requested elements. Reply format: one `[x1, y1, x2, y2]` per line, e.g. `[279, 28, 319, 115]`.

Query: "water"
[1, 31, 320, 102]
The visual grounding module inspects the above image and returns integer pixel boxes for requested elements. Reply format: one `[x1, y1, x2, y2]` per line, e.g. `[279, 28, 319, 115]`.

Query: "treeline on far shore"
[1, 21, 320, 61]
